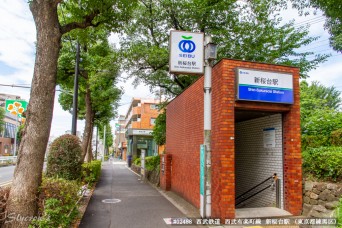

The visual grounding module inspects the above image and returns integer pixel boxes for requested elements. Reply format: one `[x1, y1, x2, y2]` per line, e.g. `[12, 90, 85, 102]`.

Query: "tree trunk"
[85, 121, 94, 162]
[82, 79, 93, 161]
[4, 1, 61, 227]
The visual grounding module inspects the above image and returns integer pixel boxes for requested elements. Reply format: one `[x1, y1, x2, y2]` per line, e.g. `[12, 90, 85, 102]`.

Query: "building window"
[150, 104, 157, 110]
[3, 122, 16, 138]
[150, 118, 156, 125]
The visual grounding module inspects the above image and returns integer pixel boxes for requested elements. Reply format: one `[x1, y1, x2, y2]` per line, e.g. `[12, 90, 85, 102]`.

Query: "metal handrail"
[235, 173, 277, 206]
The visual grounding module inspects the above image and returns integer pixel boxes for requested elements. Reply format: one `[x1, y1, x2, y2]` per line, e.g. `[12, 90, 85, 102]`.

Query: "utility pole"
[71, 42, 80, 135]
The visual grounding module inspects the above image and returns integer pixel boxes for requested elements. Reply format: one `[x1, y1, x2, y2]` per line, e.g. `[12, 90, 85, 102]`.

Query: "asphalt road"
[0, 165, 15, 185]
[0, 163, 46, 186]
[80, 161, 195, 228]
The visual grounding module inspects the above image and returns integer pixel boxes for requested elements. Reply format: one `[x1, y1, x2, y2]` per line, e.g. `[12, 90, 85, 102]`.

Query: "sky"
[0, 0, 341, 138]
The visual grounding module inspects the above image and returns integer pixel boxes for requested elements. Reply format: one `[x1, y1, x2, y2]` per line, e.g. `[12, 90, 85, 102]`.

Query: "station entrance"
[235, 110, 284, 210]
[162, 59, 303, 220]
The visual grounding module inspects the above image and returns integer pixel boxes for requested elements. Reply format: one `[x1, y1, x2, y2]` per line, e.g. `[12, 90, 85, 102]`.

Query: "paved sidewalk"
[79, 160, 194, 228]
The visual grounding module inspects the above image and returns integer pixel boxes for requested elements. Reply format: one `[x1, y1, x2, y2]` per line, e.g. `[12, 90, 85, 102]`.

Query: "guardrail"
[0, 156, 17, 164]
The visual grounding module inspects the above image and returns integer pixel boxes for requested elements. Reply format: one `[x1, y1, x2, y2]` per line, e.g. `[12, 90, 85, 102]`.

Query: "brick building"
[125, 98, 162, 160]
[161, 59, 302, 220]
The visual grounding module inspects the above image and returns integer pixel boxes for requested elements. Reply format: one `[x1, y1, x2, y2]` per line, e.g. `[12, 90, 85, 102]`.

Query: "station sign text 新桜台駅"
[236, 68, 294, 104]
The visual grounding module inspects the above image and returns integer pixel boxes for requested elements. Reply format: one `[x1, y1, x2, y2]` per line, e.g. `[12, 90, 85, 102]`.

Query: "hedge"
[302, 147, 342, 181]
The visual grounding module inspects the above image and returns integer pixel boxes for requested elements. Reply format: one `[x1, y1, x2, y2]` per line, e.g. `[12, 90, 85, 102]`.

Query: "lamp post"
[201, 35, 217, 218]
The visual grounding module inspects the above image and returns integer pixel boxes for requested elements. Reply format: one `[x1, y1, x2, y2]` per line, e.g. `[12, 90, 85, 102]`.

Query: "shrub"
[301, 135, 329, 149]
[133, 157, 141, 166]
[336, 198, 342, 228]
[302, 147, 342, 181]
[145, 155, 160, 171]
[31, 177, 80, 228]
[331, 128, 342, 146]
[82, 160, 102, 185]
[134, 155, 160, 171]
[46, 134, 83, 180]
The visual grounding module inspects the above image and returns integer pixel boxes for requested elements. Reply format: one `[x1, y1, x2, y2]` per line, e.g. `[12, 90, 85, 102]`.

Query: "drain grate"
[102, 199, 121, 204]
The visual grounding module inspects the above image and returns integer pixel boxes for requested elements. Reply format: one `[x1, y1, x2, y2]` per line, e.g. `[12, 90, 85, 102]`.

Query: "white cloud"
[307, 60, 342, 87]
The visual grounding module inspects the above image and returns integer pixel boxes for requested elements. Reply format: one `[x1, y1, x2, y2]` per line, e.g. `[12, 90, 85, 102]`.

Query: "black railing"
[235, 173, 278, 207]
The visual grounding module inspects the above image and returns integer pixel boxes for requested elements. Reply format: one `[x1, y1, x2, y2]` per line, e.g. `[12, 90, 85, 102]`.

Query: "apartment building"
[114, 115, 127, 160]
[0, 93, 21, 108]
[124, 98, 161, 161]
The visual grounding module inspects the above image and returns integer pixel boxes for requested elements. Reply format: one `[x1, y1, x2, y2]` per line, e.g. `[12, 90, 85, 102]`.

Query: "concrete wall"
[235, 114, 283, 208]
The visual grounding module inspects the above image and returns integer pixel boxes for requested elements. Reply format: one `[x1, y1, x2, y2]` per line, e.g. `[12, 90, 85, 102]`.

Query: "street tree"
[4, 1, 136, 227]
[300, 80, 342, 146]
[57, 28, 121, 162]
[120, 0, 328, 98]
[152, 110, 166, 146]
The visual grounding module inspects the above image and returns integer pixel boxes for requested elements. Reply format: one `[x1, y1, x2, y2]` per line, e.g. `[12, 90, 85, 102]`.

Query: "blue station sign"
[236, 68, 294, 104]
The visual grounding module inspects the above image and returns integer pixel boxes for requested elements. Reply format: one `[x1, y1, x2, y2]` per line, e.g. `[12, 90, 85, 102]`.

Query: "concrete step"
[236, 207, 292, 219]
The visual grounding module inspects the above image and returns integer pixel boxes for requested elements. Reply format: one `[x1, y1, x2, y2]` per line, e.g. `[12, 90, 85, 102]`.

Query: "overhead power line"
[293, 16, 325, 27]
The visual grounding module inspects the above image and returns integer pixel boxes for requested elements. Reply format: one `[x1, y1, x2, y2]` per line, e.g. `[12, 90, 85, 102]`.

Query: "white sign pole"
[201, 35, 213, 218]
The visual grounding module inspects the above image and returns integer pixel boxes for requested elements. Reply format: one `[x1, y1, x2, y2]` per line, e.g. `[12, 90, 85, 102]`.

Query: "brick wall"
[235, 114, 283, 208]
[165, 59, 302, 220]
[166, 77, 204, 208]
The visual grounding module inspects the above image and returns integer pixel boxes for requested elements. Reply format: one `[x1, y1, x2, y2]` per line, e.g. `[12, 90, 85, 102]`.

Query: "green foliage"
[331, 129, 342, 146]
[337, 198, 342, 228]
[301, 109, 342, 137]
[31, 177, 80, 228]
[152, 111, 166, 145]
[133, 157, 141, 166]
[0, 107, 5, 132]
[302, 147, 342, 181]
[121, 0, 328, 98]
[134, 155, 160, 171]
[300, 81, 341, 120]
[300, 81, 342, 147]
[46, 134, 83, 180]
[82, 160, 102, 185]
[16, 124, 25, 145]
[145, 155, 160, 171]
[301, 135, 329, 150]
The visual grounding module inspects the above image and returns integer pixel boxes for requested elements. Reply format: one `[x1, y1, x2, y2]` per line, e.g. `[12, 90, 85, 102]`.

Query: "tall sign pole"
[169, 30, 216, 218]
[202, 35, 216, 218]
